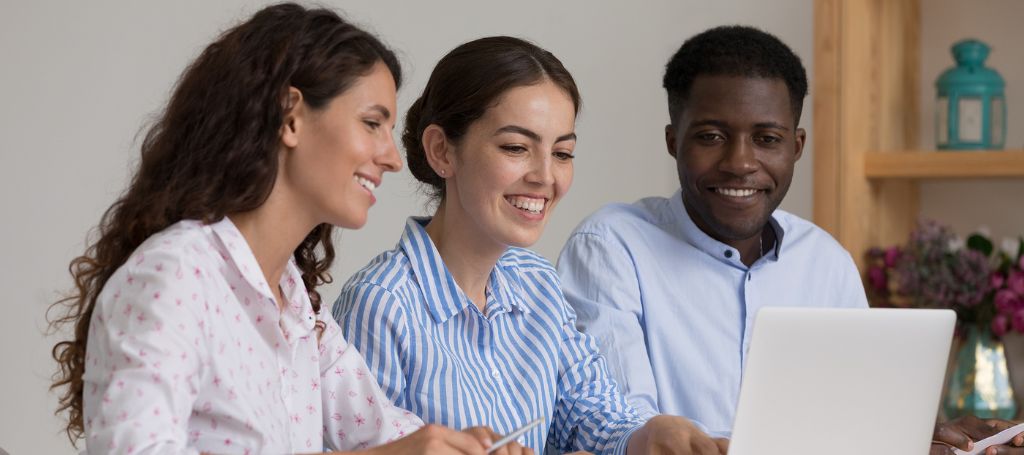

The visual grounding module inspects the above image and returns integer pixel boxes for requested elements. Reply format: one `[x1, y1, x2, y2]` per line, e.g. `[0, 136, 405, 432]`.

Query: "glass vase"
[944, 325, 1017, 419]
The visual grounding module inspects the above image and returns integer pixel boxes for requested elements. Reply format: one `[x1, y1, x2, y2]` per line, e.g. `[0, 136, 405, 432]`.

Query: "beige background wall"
[0, 1, 814, 452]
[918, 0, 1024, 241]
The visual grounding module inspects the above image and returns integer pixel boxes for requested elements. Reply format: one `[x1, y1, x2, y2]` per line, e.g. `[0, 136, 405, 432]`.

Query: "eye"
[695, 132, 725, 143]
[755, 135, 783, 146]
[554, 151, 575, 161]
[500, 144, 528, 154]
[363, 119, 382, 131]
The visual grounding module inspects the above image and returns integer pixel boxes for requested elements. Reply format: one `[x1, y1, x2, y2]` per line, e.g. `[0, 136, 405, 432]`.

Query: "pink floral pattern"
[83, 218, 422, 453]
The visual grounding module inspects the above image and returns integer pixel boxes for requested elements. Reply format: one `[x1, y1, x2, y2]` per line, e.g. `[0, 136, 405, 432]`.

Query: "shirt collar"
[669, 189, 787, 269]
[398, 217, 531, 324]
[208, 217, 316, 334]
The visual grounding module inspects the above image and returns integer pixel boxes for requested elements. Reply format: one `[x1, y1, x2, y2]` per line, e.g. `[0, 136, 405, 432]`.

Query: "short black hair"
[663, 25, 808, 125]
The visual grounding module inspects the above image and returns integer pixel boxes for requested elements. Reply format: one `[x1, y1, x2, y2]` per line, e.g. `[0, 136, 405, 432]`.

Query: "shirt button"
[724, 250, 733, 258]
[491, 370, 500, 379]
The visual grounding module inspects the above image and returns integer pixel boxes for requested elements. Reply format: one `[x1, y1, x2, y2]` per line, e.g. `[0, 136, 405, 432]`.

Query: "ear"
[793, 127, 807, 162]
[279, 87, 304, 149]
[665, 123, 678, 159]
[421, 124, 455, 177]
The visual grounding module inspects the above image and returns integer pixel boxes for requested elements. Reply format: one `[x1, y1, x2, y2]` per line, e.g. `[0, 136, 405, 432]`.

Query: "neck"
[229, 186, 318, 308]
[424, 202, 505, 312]
[683, 197, 774, 267]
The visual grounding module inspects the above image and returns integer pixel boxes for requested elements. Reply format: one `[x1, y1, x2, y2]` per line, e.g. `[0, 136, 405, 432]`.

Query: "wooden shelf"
[865, 150, 1024, 179]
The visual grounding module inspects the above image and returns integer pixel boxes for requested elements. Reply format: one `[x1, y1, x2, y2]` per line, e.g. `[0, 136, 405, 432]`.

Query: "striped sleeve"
[526, 270, 645, 455]
[332, 281, 411, 409]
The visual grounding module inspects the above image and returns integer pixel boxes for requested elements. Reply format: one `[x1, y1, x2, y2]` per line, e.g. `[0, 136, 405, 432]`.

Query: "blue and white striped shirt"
[332, 217, 645, 454]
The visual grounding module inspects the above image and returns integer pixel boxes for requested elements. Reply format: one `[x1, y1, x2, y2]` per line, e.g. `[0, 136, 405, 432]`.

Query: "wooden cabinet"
[812, 0, 1024, 271]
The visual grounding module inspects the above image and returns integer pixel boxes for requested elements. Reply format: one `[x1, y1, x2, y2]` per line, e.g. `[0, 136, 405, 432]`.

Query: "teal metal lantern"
[936, 39, 1006, 150]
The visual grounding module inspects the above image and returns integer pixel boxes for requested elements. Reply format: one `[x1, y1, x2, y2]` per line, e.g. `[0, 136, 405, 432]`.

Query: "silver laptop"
[728, 308, 955, 455]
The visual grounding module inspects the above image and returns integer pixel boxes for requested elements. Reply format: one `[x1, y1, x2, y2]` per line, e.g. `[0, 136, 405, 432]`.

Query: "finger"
[935, 423, 975, 450]
[504, 440, 527, 455]
[714, 438, 730, 454]
[985, 419, 1020, 433]
[930, 443, 955, 455]
[692, 434, 720, 455]
[989, 446, 1024, 454]
[447, 427, 490, 454]
[961, 416, 1000, 440]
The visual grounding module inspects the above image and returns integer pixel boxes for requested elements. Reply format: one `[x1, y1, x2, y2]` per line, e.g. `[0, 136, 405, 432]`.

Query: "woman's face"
[446, 79, 577, 249]
[283, 61, 402, 229]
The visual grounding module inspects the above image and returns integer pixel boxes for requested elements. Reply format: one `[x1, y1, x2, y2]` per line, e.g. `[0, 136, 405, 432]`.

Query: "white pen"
[486, 417, 545, 454]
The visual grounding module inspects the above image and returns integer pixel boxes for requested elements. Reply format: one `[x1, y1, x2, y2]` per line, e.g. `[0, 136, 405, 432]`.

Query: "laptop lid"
[728, 308, 955, 455]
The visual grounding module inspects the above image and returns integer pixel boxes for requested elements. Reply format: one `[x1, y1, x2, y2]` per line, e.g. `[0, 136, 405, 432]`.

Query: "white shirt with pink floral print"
[82, 217, 423, 454]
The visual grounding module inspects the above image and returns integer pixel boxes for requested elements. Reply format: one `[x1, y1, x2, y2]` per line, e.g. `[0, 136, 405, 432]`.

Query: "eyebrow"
[494, 125, 577, 143]
[689, 119, 790, 132]
[369, 105, 391, 120]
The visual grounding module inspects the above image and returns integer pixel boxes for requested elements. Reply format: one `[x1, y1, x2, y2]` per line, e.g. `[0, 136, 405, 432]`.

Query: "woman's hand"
[627, 415, 726, 455]
[362, 424, 492, 455]
[461, 426, 534, 455]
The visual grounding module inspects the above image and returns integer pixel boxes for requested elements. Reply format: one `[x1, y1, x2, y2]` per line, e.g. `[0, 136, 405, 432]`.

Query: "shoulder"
[335, 248, 415, 315]
[572, 196, 669, 236]
[501, 247, 557, 275]
[342, 248, 414, 294]
[96, 220, 217, 318]
[773, 210, 855, 262]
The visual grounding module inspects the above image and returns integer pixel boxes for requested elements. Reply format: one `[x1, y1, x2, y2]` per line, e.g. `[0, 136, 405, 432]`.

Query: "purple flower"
[1011, 309, 1024, 333]
[991, 273, 1006, 289]
[884, 247, 901, 268]
[995, 289, 1019, 315]
[867, 266, 887, 294]
[1009, 270, 1024, 295]
[993, 314, 1009, 337]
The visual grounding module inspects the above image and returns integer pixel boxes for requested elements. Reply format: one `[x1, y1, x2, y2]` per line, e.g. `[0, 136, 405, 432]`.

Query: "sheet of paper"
[953, 422, 1024, 455]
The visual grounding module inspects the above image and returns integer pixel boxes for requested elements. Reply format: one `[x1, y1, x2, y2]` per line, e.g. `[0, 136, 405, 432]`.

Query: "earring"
[439, 169, 446, 177]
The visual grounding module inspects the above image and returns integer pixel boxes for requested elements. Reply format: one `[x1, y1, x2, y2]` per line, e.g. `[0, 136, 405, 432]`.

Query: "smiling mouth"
[505, 195, 547, 214]
[355, 175, 377, 192]
[712, 187, 762, 198]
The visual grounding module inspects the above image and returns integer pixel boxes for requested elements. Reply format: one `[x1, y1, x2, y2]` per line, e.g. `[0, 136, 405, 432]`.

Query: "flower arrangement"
[867, 219, 1024, 336]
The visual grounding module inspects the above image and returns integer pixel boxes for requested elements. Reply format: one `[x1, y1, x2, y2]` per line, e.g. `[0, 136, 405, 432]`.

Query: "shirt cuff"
[612, 421, 646, 455]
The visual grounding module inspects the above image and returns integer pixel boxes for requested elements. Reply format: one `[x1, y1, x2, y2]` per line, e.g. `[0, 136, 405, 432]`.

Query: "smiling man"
[557, 26, 1024, 454]
[556, 25, 866, 437]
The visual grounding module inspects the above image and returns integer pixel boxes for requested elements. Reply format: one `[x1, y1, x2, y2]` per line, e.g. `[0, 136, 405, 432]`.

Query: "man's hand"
[931, 415, 1024, 455]
[627, 415, 727, 454]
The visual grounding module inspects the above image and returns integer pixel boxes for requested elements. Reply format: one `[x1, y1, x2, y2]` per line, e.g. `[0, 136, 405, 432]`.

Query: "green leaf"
[1018, 236, 1024, 260]
[967, 233, 994, 256]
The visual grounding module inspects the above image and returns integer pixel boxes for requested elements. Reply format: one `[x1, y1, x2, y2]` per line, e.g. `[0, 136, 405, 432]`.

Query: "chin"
[502, 228, 543, 249]
[330, 213, 368, 230]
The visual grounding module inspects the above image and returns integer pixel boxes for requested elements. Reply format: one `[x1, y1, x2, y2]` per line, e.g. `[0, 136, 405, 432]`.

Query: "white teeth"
[355, 176, 376, 192]
[716, 188, 757, 197]
[506, 196, 545, 214]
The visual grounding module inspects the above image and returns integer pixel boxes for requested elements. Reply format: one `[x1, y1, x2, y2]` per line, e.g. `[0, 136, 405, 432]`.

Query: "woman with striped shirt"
[333, 36, 725, 455]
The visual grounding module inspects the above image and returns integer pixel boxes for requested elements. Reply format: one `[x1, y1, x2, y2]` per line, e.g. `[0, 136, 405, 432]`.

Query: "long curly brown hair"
[47, 3, 402, 444]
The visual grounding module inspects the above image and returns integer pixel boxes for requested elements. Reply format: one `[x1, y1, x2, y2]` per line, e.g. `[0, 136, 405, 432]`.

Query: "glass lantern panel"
[991, 97, 1004, 147]
[937, 96, 949, 145]
[958, 97, 983, 143]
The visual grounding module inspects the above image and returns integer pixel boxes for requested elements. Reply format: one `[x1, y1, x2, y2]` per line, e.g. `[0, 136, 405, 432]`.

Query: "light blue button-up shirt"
[556, 191, 868, 437]
[333, 217, 645, 454]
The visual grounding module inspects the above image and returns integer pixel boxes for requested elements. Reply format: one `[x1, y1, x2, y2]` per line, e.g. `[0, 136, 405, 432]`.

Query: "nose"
[524, 151, 554, 186]
[377, 132, 403, 173]
[718, 137, 758, 176]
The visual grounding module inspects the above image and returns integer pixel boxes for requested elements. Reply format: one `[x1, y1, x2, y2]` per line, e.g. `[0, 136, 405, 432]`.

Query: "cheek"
[555, 165, 574, 197]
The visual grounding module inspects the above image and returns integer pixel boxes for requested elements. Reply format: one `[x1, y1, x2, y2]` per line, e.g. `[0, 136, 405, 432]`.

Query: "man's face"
[665, 75, 805, 245]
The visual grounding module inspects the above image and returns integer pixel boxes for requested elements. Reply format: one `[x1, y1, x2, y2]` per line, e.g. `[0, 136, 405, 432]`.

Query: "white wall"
[0, 1, 814, 452]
